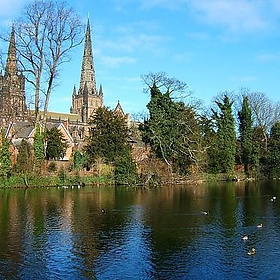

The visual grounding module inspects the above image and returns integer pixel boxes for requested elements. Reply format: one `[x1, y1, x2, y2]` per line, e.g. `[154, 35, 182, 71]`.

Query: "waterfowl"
[201, 211, 209, 215]
[101, 209, 106, 213]
[242, 235, 248, 241]
[247, 248, 256, 255]
[257, 223, 263, 228]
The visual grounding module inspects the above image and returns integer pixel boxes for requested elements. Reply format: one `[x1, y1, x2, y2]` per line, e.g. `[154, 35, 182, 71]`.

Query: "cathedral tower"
[0, 24, 26, 125]
[71, 18, 103, 123]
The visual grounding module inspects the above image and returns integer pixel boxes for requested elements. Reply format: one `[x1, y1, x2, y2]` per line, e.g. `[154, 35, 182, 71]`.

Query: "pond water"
[1, 181, 280, 279]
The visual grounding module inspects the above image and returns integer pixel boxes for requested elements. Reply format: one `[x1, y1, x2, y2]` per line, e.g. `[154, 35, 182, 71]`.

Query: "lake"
[1, 181, 280, 279]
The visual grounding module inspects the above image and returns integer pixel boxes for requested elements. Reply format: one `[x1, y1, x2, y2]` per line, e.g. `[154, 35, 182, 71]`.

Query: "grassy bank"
[0, 173, 114, 188]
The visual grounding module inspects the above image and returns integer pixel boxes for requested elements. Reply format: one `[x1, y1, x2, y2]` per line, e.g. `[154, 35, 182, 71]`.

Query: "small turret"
[99, 84, 103, 96]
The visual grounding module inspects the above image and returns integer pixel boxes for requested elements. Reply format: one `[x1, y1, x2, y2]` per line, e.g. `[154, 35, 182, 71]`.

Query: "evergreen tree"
[85, 107, 138, 184]
[266, 122, 280, 178]
[16, 139, 33, 173]
[0, 130, 11, 178]
[73, 150, 87, 170]
[33, 127, 45, 168]
[200, 115, 220, 173]
[140, 82, 203, 175]
[251, 126, 263, 177]
[211, 95, 236, 173]
[85, 107, 131, 163]
[45, 127, 66, 160]
[238, 96, 254, 176]
[114, 149, 138, 185]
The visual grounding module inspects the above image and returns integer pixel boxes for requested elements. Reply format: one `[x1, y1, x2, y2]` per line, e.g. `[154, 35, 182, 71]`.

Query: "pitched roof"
[10, 121, 35, 138]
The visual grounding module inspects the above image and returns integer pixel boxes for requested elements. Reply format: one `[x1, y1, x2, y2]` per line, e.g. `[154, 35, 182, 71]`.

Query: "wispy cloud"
[100, 55, 136, 68]
[112, 0, 278, 36]
[0, 0, 29, 17]
[188, 0, 269, 33]
[256, 52, 280, 63]
[98, 33, 168, 54]
[172, 51, 194, 63]
[186, 32, 210, 41]
[0, 0, 31, 29]
[112, 0, 188, 11]
[229, 75, 257, 83]
[138, 0, 188, 10]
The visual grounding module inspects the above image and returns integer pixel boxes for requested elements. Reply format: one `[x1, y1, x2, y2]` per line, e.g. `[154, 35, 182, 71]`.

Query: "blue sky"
[1, 0, 280, 116]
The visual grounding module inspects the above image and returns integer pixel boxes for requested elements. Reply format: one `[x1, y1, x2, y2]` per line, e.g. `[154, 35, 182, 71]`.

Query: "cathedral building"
[0, 25, 26, 126]
[70, 19, 104, 123]
[0, 18, 129, 154]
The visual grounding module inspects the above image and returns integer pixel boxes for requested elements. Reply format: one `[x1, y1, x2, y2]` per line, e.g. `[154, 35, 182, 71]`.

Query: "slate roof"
[11, 121, 34, 138]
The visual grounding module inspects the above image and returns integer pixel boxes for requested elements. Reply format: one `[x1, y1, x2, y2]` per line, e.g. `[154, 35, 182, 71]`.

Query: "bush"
[47, 162, 57, 172]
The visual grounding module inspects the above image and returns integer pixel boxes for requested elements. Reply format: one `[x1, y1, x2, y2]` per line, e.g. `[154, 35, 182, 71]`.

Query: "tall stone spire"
[71, 17, 103, 123]
[5, 24, 18, 76]
[0, 24, 26, 124]
[79, 18, 97, 95]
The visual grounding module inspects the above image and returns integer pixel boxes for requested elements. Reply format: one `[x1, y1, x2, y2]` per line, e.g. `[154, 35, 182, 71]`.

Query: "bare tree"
[247, 91, 280, 149]
[232, 88, 280, 150]
[141, 71, 190, 99]
[14, 0, 84, 127]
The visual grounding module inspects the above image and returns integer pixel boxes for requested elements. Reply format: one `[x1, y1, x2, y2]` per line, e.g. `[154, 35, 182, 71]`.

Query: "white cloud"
[112, 0, 277, 36]
[271, 0, 280, 13]
[0, 0, 29, 17]
[186, 32, 210, 41]
[112, 0, 188, 10]
[138, 0, 188, 10]
[188, 0, 269, 33]
[101, 55, 136, 68]
[173, 51, 193, 63]
[229, 75, 257, 83]
[96, 30, 170, 56]
[256, 52, 280, 63]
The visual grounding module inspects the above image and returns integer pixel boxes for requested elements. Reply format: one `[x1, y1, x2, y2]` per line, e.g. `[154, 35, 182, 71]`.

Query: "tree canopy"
[45, 127, 66, 160]
[85, 107, 138, 184]
[140, 76, 205, 176]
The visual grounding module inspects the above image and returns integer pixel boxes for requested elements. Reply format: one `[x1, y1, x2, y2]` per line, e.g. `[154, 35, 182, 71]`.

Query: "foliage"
[137, 158, 172, 185]
[140, 81, 204, 176]
[266, 122, 280, 178]
[47, 162, 57, 172]
[200, 115, 220, 173]
[58, 167, 66, 184]
[15, 139, 33, 174]
[237, 96, 254, 176]
[114, 150, 139, 185]
[0, 130, 11, 178]
[33, 127, 45, 169]
[73, 150, 87, 170]
[85, 107, 138, 184]
[85, 107, 130, 163]
[45, 127, 66, 160]
[211, 94, 236, 173]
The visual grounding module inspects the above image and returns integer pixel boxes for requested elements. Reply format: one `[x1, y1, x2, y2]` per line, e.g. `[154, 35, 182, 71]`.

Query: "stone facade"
[70, 19, 103, 123]
[0, 19, 129, 157]
[0, 25, 26, 126]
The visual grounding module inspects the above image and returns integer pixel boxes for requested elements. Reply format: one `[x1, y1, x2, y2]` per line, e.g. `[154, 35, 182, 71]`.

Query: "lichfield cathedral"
[0, 19, 129, 158]
[0, 25, 26, 125]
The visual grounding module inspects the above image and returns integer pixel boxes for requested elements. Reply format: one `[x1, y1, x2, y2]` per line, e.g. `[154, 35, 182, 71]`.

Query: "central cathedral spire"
[5, 24, 18, 76]
[79, 18, 97, 96]
[71, 18, 103, 123]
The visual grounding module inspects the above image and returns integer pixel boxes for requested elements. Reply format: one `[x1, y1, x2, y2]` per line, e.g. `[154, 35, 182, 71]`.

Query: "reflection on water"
[1, 181, 280, 279]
